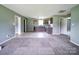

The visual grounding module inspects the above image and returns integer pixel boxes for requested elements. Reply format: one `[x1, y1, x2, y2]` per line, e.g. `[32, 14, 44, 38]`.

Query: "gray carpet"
[0, 32, 79, 55]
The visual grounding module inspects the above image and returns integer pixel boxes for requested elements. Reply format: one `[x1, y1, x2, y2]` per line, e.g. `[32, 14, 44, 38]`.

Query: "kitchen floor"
[0, 32, 79, 55]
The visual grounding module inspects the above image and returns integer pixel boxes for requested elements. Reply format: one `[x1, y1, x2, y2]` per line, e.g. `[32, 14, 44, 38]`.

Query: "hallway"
[0, 32, 79, 55]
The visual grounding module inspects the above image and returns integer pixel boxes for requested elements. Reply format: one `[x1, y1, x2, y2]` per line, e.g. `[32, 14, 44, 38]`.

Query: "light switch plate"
[72, 23, 75, 26]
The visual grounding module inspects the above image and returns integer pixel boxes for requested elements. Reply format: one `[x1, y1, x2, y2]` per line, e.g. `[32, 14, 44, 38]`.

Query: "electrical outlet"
[6, 35, 9, 38]
[72, 23, 75, 26]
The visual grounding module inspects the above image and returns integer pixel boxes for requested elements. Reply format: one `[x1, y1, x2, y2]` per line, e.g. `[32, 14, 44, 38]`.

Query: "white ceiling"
[3, 4, 77, 19]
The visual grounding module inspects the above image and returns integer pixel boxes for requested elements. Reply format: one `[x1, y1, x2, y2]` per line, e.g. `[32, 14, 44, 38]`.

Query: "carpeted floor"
[0, 32, 79, 55]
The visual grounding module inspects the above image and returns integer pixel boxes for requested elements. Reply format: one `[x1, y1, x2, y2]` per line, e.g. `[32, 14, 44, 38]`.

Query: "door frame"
[15, 15, 21, 35]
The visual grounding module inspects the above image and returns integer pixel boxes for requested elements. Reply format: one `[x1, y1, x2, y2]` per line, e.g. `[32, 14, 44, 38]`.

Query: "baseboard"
[0, 35, 16, 45]
[70, 40, 79, 46]
[52, 33, 60, 35]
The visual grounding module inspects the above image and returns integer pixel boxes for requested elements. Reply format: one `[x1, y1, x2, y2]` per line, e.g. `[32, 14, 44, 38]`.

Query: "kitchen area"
[23, 17, 53, 34]
[33, 17, 53, 34]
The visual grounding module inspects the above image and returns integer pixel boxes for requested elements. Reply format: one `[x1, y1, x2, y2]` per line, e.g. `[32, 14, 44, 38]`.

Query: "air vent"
[58, 10, 66, 13]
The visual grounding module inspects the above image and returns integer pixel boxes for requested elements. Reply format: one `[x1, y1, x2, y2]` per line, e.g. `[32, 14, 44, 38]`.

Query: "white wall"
[60, 18, 68, 34]
[60, 17, 71, 35]
[53, 16, 60, 35]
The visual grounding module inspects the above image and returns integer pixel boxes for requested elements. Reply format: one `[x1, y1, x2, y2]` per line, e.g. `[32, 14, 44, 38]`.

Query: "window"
[38, 20, 43, 25]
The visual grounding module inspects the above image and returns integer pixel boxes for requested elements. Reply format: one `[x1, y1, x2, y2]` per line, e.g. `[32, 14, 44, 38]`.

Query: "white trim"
[18, 17, 21, 35]
[70, 40, 79, 46]
[0, 35, 16, 45]
[15, 15, 21, 35]
[0, 46, 1, 51]
[52, 33, 60, 35]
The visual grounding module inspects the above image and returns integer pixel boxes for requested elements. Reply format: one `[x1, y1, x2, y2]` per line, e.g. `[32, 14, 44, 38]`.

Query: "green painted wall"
[0, 5, 25, 43]
[71, 5, 79, 44]
[26, 17, 35, 32]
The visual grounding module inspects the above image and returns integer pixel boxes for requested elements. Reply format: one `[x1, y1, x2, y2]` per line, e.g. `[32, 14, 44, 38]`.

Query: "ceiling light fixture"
[58, 10, 66, 13]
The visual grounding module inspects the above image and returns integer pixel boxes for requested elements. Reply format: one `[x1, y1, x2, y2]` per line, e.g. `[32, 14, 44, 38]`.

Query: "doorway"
[24, 19, 27, 32]
[15, 15, 21, 35]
